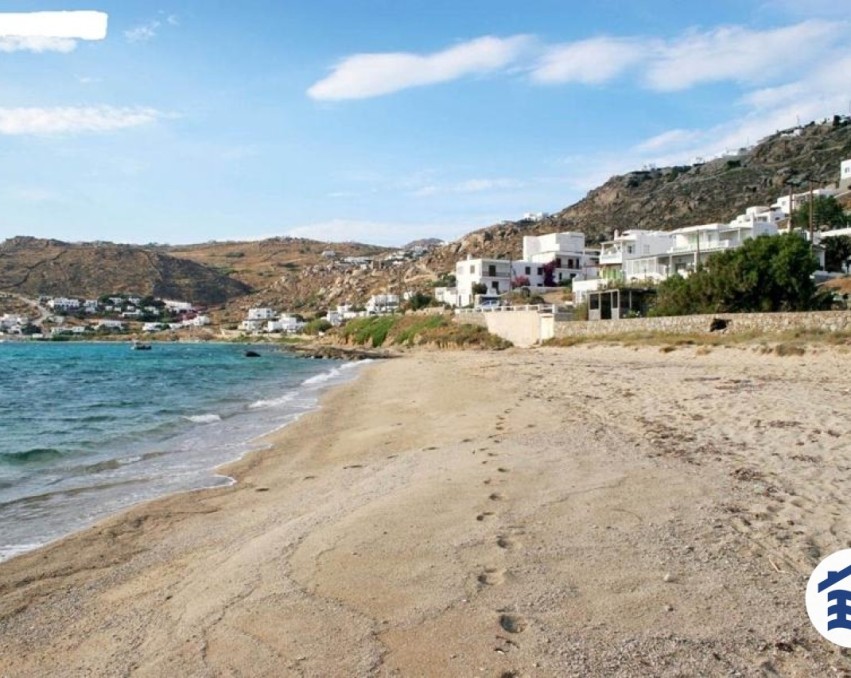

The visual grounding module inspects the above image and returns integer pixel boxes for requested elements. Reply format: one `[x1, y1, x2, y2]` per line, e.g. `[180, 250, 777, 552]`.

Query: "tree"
[471, 282, 488, 295]
[404, 292, 434, 311]
[792, 195, 849, 231]
[542, 261, 556, 287]
[823, 235, 851, 273]
[511, 275, 530, 289]
[651, 233, 827, 316]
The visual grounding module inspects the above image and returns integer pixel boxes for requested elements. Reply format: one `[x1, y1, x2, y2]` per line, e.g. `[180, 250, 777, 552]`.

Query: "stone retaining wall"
[552, 310, 851, 339]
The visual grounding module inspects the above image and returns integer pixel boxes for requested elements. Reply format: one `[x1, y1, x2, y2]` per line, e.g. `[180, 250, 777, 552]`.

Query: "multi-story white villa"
[841, 159, 851, 183]
[574, 206, 784, 302]
[450, 232, 599, 307]
[598, 230, 673, 281]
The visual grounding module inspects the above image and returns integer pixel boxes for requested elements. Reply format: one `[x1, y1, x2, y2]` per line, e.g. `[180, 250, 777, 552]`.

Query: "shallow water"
[0, 341, 364, 560]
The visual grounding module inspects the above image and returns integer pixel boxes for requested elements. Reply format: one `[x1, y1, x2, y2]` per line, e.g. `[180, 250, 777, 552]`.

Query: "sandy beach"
[1, 343, 850, 676]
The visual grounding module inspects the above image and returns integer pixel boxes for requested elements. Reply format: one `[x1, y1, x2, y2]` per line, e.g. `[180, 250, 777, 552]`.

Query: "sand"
[1, 344, 850, 676]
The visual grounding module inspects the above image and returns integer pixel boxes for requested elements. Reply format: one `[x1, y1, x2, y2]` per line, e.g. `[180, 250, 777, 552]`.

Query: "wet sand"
[1, 345, 850, 676]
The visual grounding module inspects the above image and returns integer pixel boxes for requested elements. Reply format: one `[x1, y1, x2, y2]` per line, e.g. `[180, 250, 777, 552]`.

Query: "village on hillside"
[2, 157, 850, 343]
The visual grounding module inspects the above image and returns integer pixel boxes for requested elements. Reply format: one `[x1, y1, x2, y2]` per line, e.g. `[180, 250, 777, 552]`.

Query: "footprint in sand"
[477, 567, 506, 587]
[496, 535, 517, 550]
[499, 614, 527, 633]
[497, 467, 509, 473]
[476, 512, 494, 522]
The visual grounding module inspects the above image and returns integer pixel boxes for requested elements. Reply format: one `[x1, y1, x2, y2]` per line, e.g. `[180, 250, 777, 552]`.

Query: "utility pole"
[695, 228, 701, 271]
[809, 178, 815, 253]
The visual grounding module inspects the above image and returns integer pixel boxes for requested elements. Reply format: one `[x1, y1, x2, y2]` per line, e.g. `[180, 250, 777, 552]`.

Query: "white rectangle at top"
[0, 11, 108, 40]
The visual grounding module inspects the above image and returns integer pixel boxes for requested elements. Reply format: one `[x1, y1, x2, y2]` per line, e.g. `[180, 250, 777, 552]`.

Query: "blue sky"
[1, 1, 849, 246]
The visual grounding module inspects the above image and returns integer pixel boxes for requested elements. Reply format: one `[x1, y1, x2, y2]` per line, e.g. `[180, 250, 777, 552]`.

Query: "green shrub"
[304, 319, 333, 335]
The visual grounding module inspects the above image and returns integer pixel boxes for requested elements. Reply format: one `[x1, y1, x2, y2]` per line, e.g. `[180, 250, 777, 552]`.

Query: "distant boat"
[131, 340, 152, 350]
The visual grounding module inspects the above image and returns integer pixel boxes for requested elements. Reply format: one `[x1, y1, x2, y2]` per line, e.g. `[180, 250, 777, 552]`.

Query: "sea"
[0, 341, 364, 561]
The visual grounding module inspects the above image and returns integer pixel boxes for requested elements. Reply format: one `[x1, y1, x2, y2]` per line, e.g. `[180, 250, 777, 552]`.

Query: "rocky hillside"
[417, 116, 851, 273]
[0, 237, 252, 305]
[2, 117, 849, 315]
[162, 238, 391, 290]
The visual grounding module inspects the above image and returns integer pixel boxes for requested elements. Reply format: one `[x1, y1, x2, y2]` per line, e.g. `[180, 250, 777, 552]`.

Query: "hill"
[162, 238, 391, 290]
[2, 117, 849, 316]
[416, 117, 851, 273]
[0, 237, 252, 306]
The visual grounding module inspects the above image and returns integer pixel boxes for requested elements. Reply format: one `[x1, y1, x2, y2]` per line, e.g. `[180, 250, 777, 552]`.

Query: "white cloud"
[532, 37, 646, 84]
[413, 178, 526, 197]
[279, 217, 480, 246]
[0, 36, 76, 52]
[124, 20, 160, 43]
[165, 14, 180, 27]
[308, 35, 531, 101]
[0, 106, 166, 135]
[644, 21, 844, 91]
[0, 10, 107, 39]
[634, 129, 703, 153]
[6, 186, 62, 203]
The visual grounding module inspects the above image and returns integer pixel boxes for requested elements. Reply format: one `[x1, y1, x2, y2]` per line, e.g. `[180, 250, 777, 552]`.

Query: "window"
[488, 264, 497, 277]
[525, 266, 530, 275]
[537, 267, 543, 275]
[491, 281, 499, 290]
[627, 245, 634, 254]
[470, 265, 475, 274]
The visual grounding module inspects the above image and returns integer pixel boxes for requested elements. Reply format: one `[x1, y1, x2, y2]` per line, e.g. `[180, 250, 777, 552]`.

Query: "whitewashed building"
[266, 315, 304, 333]
[452, 232, 599, 307]
[366, 294, 400, 314]
[164, 300, 194, 313]
[247, 307, 276, 321]
[842, 159, 851, 183]
[598, 230, 674, 282]
[48, 298, 80, 312]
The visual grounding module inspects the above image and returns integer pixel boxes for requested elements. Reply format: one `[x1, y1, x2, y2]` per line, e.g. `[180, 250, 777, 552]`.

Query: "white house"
[598, 230, 674, 282]
[841, 159, 851, 183]
[612, 212, 781, 283]
[522, 232, 599, 283]
[96, 320, 125, 331]
[164, 300, 194, 313]
[452, 232, 600, 307]
[240, 319, 266, 333]
[48, 297, 80, 312]
[0, 314, 26, 333]
[266, 315, 304, 333]
[433, 286, 460, 307]
[455, 257, 513, 306]
[185, 314, 210, 327]
[247, 307, 276, 321]
[522, 212, 549, 222]
[773, 188, 838, 217]
[366, 294, 400, 314]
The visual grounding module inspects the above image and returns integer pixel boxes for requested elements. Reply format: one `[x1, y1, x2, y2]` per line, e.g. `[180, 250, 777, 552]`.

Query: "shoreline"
[1, 345, 849, 675]
[0, 346, 370, 564]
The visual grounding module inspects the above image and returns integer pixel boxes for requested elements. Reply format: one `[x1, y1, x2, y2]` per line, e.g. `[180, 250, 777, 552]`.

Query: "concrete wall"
[553, 310, 851, 339]
[454, 310, 547, 348]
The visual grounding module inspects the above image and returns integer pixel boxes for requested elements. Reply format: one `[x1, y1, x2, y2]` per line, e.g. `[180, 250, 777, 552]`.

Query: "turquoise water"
[0, 341, 363, 560]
